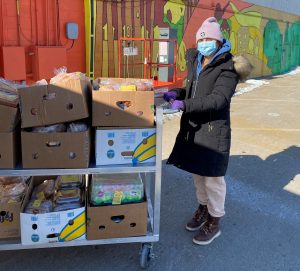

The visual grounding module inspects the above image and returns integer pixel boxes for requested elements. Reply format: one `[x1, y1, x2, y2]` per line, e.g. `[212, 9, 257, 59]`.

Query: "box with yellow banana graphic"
[20, 176, 86, 245]
[95, 127, 156, 166]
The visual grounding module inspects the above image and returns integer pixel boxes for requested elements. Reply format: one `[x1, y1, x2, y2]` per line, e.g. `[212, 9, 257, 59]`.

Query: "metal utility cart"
[0, 108, 163, 269]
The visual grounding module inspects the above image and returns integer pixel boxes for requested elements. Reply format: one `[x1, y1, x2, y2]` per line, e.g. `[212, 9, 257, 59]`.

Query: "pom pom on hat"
[196, 17, 223, 43]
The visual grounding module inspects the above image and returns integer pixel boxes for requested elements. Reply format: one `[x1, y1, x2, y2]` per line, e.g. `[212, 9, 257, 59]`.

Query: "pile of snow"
[234, 79, 270, 96]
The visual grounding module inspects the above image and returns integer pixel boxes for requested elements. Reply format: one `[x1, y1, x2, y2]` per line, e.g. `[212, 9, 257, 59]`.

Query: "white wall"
[245, 0, 300, 16]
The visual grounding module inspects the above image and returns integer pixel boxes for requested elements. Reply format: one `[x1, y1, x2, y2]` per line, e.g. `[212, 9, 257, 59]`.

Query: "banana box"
[95, 128, 156, 166]
[20, 176, 86, 245]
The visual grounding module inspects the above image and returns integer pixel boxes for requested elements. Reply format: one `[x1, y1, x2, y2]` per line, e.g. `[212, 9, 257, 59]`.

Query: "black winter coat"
[167, 46, 239, 177]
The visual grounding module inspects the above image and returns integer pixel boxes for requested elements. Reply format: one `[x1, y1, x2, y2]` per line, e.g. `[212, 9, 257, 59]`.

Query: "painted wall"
[93, 0, 300, 79]
[0, 0, 86, 81]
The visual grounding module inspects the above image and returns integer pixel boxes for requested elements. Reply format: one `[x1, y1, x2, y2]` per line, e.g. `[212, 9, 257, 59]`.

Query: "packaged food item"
[31, 124, 67, 133]
[0, 78, 25, 107]
[31, 179, 57, 200]
[93, 78, 153, 92]
[55, 188, 82, 204]
[57, 175, 83, 189]
[25, 199, 53, 214]
[50, 67, 89, 85]
[53, 202, 83, 212]
[34, 79, 48, 86]
[0, 177, 28, 204]
[0, 176, 28, 185]
[67, 122, 88, 133]
[90, 174, 144, 206]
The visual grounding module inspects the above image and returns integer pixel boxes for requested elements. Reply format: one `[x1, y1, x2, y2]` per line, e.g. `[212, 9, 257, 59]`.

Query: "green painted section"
[263, 20, 283, 74]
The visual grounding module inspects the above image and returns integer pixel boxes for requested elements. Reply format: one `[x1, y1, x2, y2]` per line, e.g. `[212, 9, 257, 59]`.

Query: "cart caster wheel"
[140, 243, 154, 269]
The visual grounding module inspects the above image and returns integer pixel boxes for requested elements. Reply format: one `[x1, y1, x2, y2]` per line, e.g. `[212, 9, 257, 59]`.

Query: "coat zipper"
[208, 110, 212, 132]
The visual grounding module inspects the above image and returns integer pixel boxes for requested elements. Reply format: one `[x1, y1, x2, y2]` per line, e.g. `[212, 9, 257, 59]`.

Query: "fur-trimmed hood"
[185, 46, 253, 82]
[232, 55, 253, 82]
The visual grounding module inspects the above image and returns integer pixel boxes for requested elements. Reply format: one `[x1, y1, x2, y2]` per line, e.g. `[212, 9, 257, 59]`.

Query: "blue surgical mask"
[197, 40, 218, 56]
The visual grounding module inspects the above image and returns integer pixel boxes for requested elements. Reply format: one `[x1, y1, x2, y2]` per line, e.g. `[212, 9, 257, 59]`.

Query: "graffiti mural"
[91, 0, 300, 79]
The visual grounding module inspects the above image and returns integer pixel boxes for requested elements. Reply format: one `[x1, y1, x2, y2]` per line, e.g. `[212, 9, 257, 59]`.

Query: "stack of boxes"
[87, 78, 156, 240]
[18, 75, 92, 169]
[0, 81, 21, 168]
[0, 76, 157, 243]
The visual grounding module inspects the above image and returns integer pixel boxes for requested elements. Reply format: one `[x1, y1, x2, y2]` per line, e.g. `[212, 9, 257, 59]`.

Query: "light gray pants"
[193, 174, 226, 217]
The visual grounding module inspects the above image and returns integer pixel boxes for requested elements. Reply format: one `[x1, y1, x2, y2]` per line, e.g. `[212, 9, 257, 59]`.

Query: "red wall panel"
[0, 0, 85, 81]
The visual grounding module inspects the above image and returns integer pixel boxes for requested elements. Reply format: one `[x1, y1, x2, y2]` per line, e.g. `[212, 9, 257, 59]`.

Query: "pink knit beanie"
[196, 17, 223, 43]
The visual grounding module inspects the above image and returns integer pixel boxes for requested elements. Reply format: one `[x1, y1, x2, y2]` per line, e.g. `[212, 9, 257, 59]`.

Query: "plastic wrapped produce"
[25, 199, 53, 214]
[90, 174, 144, 206]
[31, 124, 67, 133]
[57, 175, 84, 189]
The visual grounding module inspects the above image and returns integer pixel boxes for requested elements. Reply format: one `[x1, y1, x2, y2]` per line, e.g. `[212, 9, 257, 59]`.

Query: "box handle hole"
[111, 215, 125, 223]
[66, 103, 74, 110]
[116, 101, 132, 110]
[31, 108, 38, 115]
[43, 93, 56, 100]
[69, 152, 76, 159]
[46, 141, 61, 147]
[0, 211, 6, 216]
[99, 225, 106, 230]
[130, 223, 136, 228]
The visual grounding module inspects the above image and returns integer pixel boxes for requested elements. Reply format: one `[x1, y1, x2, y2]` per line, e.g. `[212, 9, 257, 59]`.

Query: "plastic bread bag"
[50, 67, 89, 85]
[31, 179, 57, 200]
[0, 182, 27, 198]
[31, 124, 67, 133]
[25, 199, 53, 214]
[55, 188, 82, 204]
[67, 122, 88, 133]
[0, 176, 29, 185]
[34, 79, 48, 86]
[57, 175, 84, 189]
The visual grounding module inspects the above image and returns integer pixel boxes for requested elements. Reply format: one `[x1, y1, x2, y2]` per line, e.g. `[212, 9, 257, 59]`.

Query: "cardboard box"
[95, 128, 156, 166]
[87, 200, 147, 240]
[19, 79, 91, 128]
[0, 104, 20, 132]
[20, 176, 86, 245]
[0, 130, 18, 169]
[92, 90, 154, 127]
[0, 187, 27, 239]
[21, 129, 90, 168]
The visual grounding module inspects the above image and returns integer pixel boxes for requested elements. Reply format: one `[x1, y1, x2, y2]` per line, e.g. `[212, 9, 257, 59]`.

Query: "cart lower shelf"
[0, 233, 159, 251]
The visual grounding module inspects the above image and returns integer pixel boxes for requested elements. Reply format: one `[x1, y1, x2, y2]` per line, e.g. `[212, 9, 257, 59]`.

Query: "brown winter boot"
[193, 214, 221, 245]
[185, 204, 208, 231]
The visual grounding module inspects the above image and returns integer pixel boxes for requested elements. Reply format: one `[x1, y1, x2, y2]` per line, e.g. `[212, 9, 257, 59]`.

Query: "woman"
[164, 17, 252, 245]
